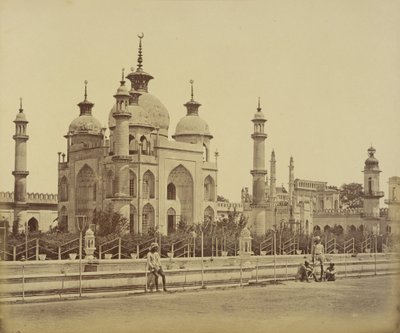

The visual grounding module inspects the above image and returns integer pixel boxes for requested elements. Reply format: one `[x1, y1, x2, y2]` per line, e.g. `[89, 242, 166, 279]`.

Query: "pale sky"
[0, 0, 399, 202]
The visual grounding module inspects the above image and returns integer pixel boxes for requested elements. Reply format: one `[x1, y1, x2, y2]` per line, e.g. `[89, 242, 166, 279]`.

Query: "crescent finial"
[137, 32, 144, 39]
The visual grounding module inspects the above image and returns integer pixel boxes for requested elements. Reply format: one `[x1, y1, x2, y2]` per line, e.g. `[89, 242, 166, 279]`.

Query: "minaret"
[269, 150, 276, 204]
[288, 156, 294, 207]
[13, 98, 29, 232]
[251, 98, 267, 204]
[250, 98, 268, 235]
[112, 70, 132, 197]
[363, 146, 384, 218]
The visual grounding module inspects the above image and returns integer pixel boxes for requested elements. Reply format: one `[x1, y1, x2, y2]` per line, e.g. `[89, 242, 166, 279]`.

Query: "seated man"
[325, 262, 336, 281]
[296, 260, 318, 282]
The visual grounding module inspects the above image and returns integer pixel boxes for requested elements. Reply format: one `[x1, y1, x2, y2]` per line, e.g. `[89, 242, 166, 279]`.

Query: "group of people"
[296, 236, 337, 282]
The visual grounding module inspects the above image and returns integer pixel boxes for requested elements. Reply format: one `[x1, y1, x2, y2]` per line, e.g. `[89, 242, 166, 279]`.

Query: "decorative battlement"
[0, 191, 58, 203]
[217, 202, 244, 211]
[313, 208, 363, 216]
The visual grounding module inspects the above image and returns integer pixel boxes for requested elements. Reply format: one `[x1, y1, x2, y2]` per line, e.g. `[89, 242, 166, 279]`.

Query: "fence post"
[273, 231, 277, 282]
[285, 258, 288, 280]
[58, 246, 61, 261]
[22, 264, 25, 301]
[13, 246, 16, 261]
[374, 236, 377, 276]
[35, 239, 39, 260]
[136, 244, 139, 259]
[99, 245, 102, 260]
[144, 261, 148, 293]
[118, 238, 121, 260]
[239, 255, 243, 287]
[344, 255, 347, 278]
[255, 257, 259, 283]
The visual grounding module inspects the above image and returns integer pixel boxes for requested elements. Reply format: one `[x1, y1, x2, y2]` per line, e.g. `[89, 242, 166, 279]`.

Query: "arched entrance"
[167, 208, 176, 234]
[28, 217, 39, 232]
[167, 165, 193, 224]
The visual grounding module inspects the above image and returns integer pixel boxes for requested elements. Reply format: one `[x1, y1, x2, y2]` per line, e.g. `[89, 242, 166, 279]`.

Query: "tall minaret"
[112, 69, 132, 197]
[363, 146, 384, 218]
[13, 98, 29, 232]
[250, 98, 268, 235]
[251, 98, 267, 205]
[269, 150, 276, 204]
[288, 156, 294, 207]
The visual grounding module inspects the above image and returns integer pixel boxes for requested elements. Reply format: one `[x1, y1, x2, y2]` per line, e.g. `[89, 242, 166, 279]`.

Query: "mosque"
[242, 101, 399, 236]
[57, 35, 218, 234]
[1, 36, 399, 240]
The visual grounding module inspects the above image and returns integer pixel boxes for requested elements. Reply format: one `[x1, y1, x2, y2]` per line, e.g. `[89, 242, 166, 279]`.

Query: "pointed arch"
[204, 206, 214, 222]
[76, 164, 96, 218]
[203, 144, 209, 162]
[140, 135, 149, 155]
[167, 207, 176, 234]
[28, 217, 39, 233]
[167, 183, 176, 200]
[142, 203, 154, 234]
[324, 225, 331, 233]
[168, 165, 194, 224]
[142, 170, 155, 199]
[204, 175, 216, 201]
[60, 176, 68, 201]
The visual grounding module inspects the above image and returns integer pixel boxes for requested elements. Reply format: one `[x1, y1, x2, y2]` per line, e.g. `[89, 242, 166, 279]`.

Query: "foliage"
[92, 207, 129, 237]
[340, 183, 364, 208]
[217, 195, 229, 202]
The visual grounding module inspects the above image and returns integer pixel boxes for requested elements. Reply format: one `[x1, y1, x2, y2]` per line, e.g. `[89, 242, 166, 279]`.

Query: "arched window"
[142, 203, 154, 235]
[204, 176, 215, 201]
[28, 217, 39, 233]
[203, 144, 209, 162]
[348, 225, 356, 232]
[129, 171, 137, 198]
[142, 170, 155, 199]
[204, 206, 214, 222]
[140, 136, 148, 155]
[313, 225, 321, 234]
[167, 183, 176, 200]
[60, 177, 68, 202]
[167, 207, 176, 234]
[368, 177, 372, 194]
[324, 225, 331, 233]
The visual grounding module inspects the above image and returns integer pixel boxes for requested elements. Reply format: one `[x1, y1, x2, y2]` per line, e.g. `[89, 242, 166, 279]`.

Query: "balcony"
[362, 191, 384, 198]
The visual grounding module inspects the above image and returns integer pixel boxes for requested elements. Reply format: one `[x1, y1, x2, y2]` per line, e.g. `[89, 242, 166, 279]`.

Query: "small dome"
[115, 84, 130, 97]
[15, 111, 27, 122]
[108, 92, 169, 135]
[364, 146, 379, 169]
[174, 114, 212, 138]
[253, 111, 266, 120]
[69, 115, 102, 134]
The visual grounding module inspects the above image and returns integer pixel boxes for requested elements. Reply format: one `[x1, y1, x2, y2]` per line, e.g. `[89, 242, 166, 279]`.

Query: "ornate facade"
[58, 37, 218, 234]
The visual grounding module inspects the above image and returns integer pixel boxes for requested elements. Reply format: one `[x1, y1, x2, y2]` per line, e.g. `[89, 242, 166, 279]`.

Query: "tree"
[339, 183, 364, 208]
[92, 207, 129, 237]
[217, 195, 229, 202]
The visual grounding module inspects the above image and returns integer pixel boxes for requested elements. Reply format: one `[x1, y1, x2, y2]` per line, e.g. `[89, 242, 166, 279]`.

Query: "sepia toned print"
[0, 1, 399, 333]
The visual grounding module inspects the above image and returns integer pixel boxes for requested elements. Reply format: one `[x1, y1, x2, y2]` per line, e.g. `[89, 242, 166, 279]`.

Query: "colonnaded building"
[242, 101, 400, 236]
[57, 36, 218, 234]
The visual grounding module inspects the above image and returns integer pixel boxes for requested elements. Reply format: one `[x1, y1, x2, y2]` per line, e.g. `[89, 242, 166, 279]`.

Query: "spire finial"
[257, 97, 262, 112]
[190, 79, 194, 101]
[84, 80, 88, 100]
[121, 68, 125, 81]
[19, 97, 23, 112]
[137, 33, 144, 70]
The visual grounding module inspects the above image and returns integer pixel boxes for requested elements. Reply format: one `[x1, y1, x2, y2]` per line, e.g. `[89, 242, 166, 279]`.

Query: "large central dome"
[108, 92, 170, 136]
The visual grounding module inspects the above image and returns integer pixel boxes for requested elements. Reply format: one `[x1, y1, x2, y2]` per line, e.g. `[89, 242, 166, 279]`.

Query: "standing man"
[311, 236, 325, 281]
[147, 242, 167, 292]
